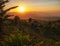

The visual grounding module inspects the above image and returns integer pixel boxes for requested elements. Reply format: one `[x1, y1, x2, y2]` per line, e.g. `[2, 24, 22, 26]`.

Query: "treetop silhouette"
[0, 0, 18, 19]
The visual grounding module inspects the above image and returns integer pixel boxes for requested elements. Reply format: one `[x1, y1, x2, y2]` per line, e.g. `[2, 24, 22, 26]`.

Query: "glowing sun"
[18, 6, 25, 12]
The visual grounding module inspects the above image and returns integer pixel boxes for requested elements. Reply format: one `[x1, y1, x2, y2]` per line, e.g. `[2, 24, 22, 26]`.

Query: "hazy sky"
[5, 0, 60, 12]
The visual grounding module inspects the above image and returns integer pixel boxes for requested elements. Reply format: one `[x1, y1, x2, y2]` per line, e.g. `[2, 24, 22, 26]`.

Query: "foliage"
[0, 16, 60, 46]
[0, 0, 18, 19]
[0, 0, 60, 46]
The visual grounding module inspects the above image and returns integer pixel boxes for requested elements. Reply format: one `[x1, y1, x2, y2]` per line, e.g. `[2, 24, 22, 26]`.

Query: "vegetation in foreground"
[0, 0, 60, 46]
[0, 16, 60, 46]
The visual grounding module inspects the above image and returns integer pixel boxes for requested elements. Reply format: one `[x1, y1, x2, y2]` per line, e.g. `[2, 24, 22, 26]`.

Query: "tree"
[0, 0, 18, 33]
[0, 0, 18, 19]
[13, 16, 20, 25]
[28, 18, 32, 23]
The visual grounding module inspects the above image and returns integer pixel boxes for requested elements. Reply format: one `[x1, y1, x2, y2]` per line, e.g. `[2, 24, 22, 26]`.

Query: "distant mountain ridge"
[6, 12, 60, 21]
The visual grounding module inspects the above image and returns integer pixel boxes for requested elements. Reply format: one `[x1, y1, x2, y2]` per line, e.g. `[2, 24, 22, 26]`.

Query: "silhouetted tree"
[0, 0, 18, 34]
[28, 18, 32, 23]
[0, 0, 18, 17]
[13, 16, 20, 25]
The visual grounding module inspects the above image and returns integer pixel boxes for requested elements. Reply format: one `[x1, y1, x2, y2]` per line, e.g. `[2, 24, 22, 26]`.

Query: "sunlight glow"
[18, 6, 25, 12]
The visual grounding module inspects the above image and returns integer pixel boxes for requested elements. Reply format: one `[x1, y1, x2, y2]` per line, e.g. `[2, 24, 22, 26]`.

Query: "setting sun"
[18, 6, 25, 12]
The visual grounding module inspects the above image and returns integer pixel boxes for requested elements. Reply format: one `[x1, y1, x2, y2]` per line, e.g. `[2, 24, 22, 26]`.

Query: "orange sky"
[4, 0, 60, 12]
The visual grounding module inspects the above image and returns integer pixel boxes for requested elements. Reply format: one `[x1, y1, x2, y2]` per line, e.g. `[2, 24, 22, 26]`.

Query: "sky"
[5, 0, 60, 12]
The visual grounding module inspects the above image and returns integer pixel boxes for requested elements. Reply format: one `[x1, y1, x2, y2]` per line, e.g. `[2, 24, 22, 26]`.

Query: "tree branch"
[0, 6, 18, 16]
[4, 6, 18, 13]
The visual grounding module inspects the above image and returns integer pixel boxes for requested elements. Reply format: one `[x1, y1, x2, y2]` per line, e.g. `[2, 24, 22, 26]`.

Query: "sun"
[18, 6, 25, 12]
